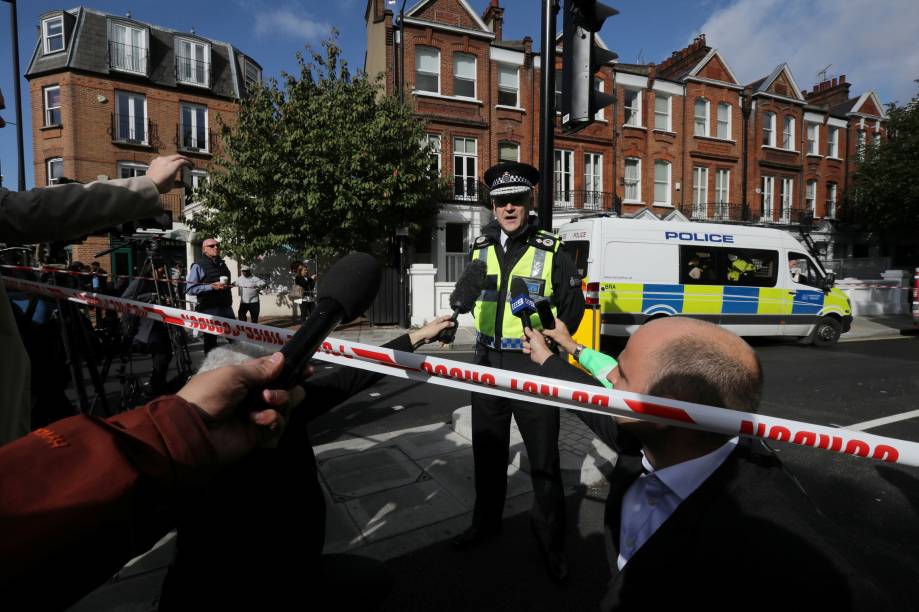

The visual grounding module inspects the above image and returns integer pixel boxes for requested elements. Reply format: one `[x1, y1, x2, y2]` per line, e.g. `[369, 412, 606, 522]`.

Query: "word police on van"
[559, 217, 852, 348]
[664, 231, 735, 243]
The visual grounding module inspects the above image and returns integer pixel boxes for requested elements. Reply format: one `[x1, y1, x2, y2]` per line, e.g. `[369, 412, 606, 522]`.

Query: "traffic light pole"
[537, 0, 558, 232]
[3, 0, 25, 190]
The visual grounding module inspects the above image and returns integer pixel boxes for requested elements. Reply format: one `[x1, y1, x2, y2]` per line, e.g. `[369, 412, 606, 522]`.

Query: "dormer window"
[110, 21, 148, 75]
[244, 58, 261, 88]
[42, 15, 65, 55]
[176, 38, 210, 87]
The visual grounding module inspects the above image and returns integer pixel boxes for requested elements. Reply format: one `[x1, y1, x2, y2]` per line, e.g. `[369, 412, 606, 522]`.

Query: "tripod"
[96, 237, 194, 409]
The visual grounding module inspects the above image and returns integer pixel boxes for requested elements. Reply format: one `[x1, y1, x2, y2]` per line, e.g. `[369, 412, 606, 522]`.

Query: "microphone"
[276, 252, 381, 388]
[509, 277, 536, 331]
[534, 298, 556, 330]
[436, 259, 487, 344]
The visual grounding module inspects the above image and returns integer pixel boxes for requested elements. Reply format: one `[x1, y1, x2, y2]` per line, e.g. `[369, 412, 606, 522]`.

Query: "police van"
[558, 216, 852, 348]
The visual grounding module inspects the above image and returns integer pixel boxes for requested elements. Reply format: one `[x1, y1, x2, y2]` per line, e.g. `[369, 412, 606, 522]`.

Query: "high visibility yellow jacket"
[471, 227, 559, 350]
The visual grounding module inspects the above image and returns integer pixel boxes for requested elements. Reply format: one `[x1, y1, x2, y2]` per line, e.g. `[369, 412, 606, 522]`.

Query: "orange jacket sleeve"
[0, 395, 218, 608]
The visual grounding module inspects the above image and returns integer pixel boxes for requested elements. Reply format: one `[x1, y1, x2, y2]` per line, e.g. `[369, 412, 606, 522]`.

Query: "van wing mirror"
[823, 271, 836, 291]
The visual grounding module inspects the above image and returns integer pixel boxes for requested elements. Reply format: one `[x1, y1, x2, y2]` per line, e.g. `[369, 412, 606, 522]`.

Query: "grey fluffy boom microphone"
[436, 259, 487, 344]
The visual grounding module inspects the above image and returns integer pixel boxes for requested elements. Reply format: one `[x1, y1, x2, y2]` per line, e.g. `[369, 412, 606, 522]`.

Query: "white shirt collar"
[642, 437, 738, 501]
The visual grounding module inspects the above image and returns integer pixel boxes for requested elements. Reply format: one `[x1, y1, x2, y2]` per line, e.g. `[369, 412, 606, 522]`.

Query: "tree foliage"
[844, 81, 919, 239]
[190, 37, 444, 263]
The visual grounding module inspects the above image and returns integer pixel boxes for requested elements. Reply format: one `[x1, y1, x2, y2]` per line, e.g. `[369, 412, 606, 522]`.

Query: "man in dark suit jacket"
[523, 318, 889, 611]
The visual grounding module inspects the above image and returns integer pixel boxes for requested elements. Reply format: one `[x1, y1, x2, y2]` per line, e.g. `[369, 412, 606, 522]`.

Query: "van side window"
[562, 240, 590, 278]
[788, 251, 823, 288]
[725, 248, 777, 287]
[680, 247, 718, 284]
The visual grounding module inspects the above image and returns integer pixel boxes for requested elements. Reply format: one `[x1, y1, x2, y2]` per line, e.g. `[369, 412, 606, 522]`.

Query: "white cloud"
[254, 8, 333, 41]
[698, 0, 919, 106]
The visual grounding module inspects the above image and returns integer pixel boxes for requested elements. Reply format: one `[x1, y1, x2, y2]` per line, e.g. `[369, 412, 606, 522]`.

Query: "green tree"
[844, 81, 919, 241]
[190, 37, 444, 263]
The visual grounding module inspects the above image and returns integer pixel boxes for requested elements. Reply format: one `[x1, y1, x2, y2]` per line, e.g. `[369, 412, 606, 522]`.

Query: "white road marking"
[846, 409, 919, 431]
[369, 392, 381, 397]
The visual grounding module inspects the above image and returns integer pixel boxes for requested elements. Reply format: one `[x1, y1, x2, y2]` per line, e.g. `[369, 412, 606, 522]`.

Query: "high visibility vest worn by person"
[454, 160, 585, 585]
[727, 255, 756, 282]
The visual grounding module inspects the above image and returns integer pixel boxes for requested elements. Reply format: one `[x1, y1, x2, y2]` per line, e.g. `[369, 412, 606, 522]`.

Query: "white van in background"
[558, 216, 853, 348]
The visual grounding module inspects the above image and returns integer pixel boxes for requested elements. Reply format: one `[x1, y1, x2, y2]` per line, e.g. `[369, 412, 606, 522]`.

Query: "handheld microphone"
[509, 277, 536, 331]
[534, 298, 556, 330]
[276, 251, 381, 388]
[436, 259, 487, 344]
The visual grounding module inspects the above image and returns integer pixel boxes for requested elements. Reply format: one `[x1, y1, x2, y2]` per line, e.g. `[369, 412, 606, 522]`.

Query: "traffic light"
[561, 0, 618, 133]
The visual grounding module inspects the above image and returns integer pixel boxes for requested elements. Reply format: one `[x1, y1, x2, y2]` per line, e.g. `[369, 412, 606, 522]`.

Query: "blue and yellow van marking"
[596, 282, 850, 321]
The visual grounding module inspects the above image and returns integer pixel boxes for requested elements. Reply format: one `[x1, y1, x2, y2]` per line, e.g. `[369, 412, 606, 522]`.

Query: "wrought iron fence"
[444, 253, 467, 282]
[109, 40, 147, 74]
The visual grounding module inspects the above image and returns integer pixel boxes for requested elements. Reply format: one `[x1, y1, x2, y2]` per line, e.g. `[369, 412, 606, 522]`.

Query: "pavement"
[67, 312, 917, 611]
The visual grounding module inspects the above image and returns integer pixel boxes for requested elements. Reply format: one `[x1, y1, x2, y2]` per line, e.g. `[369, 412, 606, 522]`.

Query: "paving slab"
[345, 479, 468, 543]
[320, 446, 423, 501]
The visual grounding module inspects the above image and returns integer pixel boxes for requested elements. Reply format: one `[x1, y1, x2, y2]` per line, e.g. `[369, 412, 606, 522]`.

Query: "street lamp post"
[2, 0, 25, 190]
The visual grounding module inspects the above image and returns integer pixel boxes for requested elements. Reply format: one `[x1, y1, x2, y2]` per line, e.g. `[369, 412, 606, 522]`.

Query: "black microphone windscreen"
[315, 251, 382, 322]
[510, 276, 529, 298]
[450, 260, 487, 312]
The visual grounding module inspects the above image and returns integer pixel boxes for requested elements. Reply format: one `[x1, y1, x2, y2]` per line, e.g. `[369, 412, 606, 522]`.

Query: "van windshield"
[562, 240, 590, 278]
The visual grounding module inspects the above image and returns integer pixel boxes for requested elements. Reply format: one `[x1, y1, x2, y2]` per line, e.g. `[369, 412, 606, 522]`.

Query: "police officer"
[186, 237, 234, 354]
[452, 161, 585, 583]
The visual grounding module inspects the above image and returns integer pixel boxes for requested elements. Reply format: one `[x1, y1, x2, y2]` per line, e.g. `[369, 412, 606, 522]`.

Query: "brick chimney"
[483, 0, 504, 41]
[657, 34, 709, 79]
[805, 74, 851, 107]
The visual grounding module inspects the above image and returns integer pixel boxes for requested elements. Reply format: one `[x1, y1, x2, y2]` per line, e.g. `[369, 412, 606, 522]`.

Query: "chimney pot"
[831, 77, 837, 87]
[839, 74, 846, 84]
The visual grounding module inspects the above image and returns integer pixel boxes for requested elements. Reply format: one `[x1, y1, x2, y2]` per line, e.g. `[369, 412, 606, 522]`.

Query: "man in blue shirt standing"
[186, 238, 234, 354]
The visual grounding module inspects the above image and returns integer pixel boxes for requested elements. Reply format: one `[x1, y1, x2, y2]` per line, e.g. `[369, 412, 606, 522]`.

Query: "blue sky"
[2, 0, 917, 189]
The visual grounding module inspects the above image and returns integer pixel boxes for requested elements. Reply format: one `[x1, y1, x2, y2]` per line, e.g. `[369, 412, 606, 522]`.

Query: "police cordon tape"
[5, 274, 919, 468]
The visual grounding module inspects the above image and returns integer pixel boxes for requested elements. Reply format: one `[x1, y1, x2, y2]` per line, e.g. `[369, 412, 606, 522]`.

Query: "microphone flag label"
[510, 294, 535, 316]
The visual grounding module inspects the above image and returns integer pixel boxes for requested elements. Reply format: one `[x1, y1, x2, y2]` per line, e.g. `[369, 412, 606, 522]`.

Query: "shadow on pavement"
[379, 490, 609, 612]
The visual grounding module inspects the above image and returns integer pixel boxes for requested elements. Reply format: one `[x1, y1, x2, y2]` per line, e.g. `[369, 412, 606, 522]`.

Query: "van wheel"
[810, 316, 842, 347]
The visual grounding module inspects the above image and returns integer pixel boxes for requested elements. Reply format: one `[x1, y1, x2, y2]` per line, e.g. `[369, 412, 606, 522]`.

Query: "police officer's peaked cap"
[484, 161, 540, 197]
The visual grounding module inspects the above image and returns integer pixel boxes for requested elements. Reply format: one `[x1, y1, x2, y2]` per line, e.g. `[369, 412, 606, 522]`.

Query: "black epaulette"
[527, 230, 559, 252]
[471, 234, 495, 251]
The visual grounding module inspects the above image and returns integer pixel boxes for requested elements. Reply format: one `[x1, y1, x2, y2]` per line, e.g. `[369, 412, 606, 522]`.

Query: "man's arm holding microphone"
[0, 351, 305, 606]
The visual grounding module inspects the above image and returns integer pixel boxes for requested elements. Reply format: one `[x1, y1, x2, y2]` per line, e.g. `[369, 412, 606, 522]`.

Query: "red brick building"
[25, 7, 260, 274]
[365, 0, 886, 272]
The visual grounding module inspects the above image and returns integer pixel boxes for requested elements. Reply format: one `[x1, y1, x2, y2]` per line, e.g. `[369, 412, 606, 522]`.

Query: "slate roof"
[25, 7, 260, 101]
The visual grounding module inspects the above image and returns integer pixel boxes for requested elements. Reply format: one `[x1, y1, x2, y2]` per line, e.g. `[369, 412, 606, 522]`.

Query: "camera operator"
[0, 154, 192, 445]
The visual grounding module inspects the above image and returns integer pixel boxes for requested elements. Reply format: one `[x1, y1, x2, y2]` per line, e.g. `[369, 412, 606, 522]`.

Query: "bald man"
[524, 318, 887, 611]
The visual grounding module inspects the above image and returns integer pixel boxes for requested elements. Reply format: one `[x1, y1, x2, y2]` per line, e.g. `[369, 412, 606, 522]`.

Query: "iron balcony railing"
[111, 113, 153, 146]
[109, 40, 147, 74]
[552, 190, 618, 213]
[676, 201, 813, 225]
[175, 54, 210, 87]
[451, 177, 485, 203]
[177, 124, 215, 153]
